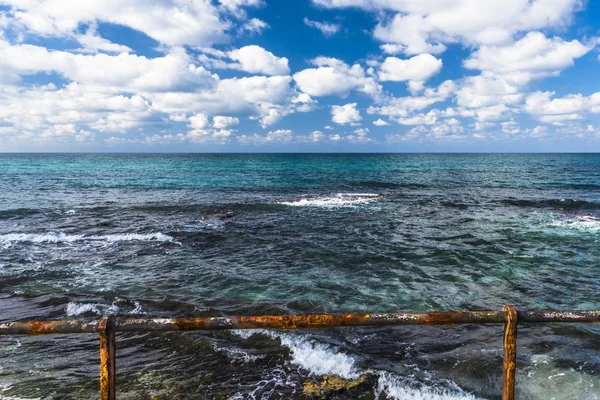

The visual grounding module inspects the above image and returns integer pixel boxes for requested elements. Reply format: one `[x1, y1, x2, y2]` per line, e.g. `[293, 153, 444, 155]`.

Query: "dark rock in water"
[201, 211, 235, 220]
[303, 373, 376, 399]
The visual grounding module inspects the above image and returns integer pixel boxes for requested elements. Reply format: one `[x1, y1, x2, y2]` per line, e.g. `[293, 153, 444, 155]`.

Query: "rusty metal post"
[98, 316, 116, 400]
[502, 306, 518, 400]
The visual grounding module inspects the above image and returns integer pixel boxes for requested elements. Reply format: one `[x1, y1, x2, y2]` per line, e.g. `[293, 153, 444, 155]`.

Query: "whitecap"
[550, 215, 600, 233]
[232, 330, 478, 399]
[0, 232, 177, 247]
[276, 193, 384, 207]
[212, 343, 264, 363]
[375, 371, 478, 400]
[65, 299, 143, 316]
[233, 329, 359, 379]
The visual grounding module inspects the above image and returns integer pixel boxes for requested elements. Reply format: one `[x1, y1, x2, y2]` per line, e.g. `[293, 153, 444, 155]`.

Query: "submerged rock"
[201, 211, 235, 220]
[303, 374, 373, 399]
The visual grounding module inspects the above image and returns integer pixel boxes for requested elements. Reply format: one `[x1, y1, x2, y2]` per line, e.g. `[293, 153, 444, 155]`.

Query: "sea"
[1, 153, 600, 399]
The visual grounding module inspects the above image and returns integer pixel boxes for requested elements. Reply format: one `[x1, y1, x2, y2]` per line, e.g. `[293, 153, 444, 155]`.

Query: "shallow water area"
[1, 153, 600, 399]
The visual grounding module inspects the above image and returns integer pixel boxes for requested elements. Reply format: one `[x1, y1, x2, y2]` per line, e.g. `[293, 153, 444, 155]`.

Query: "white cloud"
[219, 0, 264, 17]
[464, 32, 592, 85]
[2, 0, 234, 47]
[240, 18, 269, 35]
[373, 118, 390, 126]
[237, 129, 293, 144]
[189, 114, 209, 129]
[314, 0, 582, 55]
[303, 17, 341, 36]
[259, 108, 282, 128]
[367, 80, 457, 118]
[380, 44, 405, 55]
[293, 57, 381, 99]
[75, 25, 131, 54]
[332, 103, 362, 124]
[213, 116, 240, 128]
[523, 91, 600, 124]
[228, 45, 290, 75]
[387, 119, 466, 142]
[456, 75, 522, 109]
[0, 41, 218, 93]
[378, 54, 443, 88]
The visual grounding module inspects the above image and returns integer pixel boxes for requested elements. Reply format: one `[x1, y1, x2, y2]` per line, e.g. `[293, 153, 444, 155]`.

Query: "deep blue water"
[1, 153, 600, 399]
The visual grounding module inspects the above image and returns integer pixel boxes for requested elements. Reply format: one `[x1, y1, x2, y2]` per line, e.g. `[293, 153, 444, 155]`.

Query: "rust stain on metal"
[98, 316, 116, 400]
[502, 305, 518, 400]
[0, 320, 98, 335]
[4, 307, 600, 399]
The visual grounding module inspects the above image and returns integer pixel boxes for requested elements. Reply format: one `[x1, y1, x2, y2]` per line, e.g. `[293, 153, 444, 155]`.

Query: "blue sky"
[1, 0, 600, 152]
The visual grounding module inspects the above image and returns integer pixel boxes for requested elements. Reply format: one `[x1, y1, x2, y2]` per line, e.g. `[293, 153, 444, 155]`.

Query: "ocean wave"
[550, 215, 600, 233]
[375, 371, 478, 400]
[233, 329, 359, 379]
[233, 330, 477, 399]
[275, 193, 384, 207]
[0, 232, 177, 246]
[65, 299, 143, 316]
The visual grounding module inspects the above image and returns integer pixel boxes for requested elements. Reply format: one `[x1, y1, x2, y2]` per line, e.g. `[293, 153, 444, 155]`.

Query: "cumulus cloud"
[293, 57, 381, 99]
[303, 18, 341, 36]
[0, 41, 218, 93]
[524, 91, 600, 124]
[314, 0, 582, 55]
[367, 80, 457, 118]
[332, 103, 362, 124]
[378, 54, 443, 89]
[1, 0, 236, 47]
[237, 129, 293, 145]
[75, 25, 132, 54]
[240, 18, 269, 35]
[213, 116, 240, 128]
[464, 32, 592, 85]
[228, 45, 290, 75]
[198, 45, 289, 76]
[373, 118, 390, 126]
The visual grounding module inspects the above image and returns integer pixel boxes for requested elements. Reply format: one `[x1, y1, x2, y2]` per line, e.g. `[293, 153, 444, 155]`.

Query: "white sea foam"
[550, 215, 600, 233]
[233, 330, 477, 399]
[276, 193, 384, 207]
[375, 371, 478, 400]
[213, 343, 264, 363]
[233, 329, 359, 379]
[0, 232, 177, 246]
[66, 300, 143, 316]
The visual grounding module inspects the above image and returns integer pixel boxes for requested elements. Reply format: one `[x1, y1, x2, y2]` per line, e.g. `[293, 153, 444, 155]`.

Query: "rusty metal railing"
[2, 306, 600, 400]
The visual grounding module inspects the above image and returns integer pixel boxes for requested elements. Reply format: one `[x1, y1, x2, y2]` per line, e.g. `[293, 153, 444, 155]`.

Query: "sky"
[1, 0, 600, 152]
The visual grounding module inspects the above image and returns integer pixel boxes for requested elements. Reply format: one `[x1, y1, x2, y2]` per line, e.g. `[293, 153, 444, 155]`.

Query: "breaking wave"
[0, 232, 177, 246]
[232, 330, 477, 399]
[65, 299, 143, 316]
[275, 193, 384, 207]
[550, 215, 600, 233]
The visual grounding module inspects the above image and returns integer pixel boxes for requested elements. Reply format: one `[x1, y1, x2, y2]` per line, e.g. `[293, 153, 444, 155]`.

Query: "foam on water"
[233, 330, 476, 399]
[0, 232, 177, 247]
[66, 300, 143, 316]
[550, 215, 600, 233]
[276, 193, 384, 207]
[234, 329, 359, 379]
[375, 372, 478, 400]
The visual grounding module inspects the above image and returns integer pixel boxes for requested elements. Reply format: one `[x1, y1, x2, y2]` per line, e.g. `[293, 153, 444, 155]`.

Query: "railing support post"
[502, 305, 518, 400]
[98, 316, 116, 400]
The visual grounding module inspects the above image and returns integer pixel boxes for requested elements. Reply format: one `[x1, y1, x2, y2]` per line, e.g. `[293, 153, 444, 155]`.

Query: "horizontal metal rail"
[1, 307, 599, 399]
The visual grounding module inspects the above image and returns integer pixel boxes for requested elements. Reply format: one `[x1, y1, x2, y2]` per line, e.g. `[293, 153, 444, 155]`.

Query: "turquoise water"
[1, 153, 600, 399]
